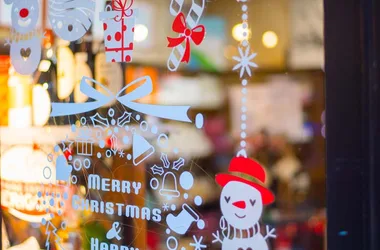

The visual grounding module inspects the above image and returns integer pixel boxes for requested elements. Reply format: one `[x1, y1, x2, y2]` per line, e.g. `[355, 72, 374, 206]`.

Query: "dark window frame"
[325, 0, 380, 249]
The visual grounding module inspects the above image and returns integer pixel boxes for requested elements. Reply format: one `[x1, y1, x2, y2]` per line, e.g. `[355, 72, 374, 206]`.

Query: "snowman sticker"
[213, 157, 276, 250]
[4, 0, 43, 75]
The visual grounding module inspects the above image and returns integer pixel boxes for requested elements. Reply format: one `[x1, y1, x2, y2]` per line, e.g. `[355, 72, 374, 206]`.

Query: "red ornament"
[106, 136, 112, 148]
[63, 149, 72, 161]
[115, 32, 122, 41]
[167, 12, 206, 63]
[112, 0, 134, 19]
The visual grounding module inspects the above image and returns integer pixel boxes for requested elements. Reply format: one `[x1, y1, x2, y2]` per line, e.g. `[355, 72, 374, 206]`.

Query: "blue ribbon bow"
[51, 76, 192, 123]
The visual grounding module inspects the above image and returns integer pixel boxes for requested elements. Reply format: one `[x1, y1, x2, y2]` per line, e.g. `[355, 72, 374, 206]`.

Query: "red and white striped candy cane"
[167, 0, 206, 71]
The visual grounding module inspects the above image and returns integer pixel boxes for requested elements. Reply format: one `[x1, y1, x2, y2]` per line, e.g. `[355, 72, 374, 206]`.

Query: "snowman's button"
[238, 248, 244, 250]
[247, 248, 253, 250]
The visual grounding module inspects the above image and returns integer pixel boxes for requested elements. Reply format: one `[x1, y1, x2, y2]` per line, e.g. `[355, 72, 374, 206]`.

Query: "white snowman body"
[222, 233, 268, 250]
[219, 181, 270, 250]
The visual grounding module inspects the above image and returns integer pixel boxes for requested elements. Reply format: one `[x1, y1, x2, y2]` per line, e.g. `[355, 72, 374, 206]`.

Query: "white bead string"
[236, 0, 252, 158]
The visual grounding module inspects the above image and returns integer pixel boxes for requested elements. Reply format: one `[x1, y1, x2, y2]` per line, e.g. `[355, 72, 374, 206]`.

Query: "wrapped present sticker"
[76, 127, 94, 156]
[100, 0, 136, 63]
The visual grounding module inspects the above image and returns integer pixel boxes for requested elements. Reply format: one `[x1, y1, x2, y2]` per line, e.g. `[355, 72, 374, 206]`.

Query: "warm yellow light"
[1, 145, 57, 223]
[262, 31, 278, 48]
[232, 23, 250, 42]
[134, 24, 149, 42]
[46, 48, 53, 58]
[33, 85, 51, 126]
[38, 60, 51, 72]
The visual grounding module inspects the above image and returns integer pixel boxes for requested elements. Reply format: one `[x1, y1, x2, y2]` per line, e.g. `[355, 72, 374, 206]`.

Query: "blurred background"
[0, 0, 325, 249]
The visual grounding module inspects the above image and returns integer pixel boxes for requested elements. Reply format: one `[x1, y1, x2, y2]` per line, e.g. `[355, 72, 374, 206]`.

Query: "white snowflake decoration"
[162, 203, 169, 211]
[190, 235, 207, 250]
[118, 150, 125, 158]
[232, 45, 258, 78]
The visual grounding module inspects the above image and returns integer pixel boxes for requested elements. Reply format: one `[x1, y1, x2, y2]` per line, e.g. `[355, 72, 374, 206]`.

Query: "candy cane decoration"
[167, 0, 206, 71]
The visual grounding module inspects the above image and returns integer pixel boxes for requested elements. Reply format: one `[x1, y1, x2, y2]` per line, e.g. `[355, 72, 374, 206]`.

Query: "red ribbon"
[167, 13, 206, 63]
[112, 0, 134, 21]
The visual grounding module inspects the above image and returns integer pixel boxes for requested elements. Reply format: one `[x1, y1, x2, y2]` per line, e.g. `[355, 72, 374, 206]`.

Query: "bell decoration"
[159, 172, 180, 200]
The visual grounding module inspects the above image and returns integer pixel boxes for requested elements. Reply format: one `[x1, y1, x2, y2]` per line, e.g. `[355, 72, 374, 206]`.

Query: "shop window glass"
[0, 0, 326, 250]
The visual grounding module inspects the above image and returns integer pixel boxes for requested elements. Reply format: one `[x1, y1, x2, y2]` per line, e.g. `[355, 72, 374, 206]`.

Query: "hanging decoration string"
[234, 0, 256, 158]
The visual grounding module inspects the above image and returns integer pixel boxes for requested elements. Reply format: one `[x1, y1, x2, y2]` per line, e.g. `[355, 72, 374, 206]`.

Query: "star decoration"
[61, 135, 74, 152]
[190, 235, 207, 250]
[118, 150, 125, 158]
[162, 203, 169, 211]
[232, 45, 258, 78]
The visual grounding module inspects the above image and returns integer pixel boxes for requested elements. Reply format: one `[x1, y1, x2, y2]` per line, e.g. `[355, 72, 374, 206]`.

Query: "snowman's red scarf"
[220, 217, 261, 239]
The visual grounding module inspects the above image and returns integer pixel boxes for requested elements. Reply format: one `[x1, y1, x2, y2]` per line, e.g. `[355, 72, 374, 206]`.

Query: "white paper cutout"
[48, 0, 95, 41]
[4, 0, 40, 34]
[6, 33, 42, 75]
[168, 0, 205, 30]
[221, 181, 263, 230]
[99, 4, 136, 63]
[167, 0, 206, 71]
[190, 235, 207, 250]
[4, 0, 42, 75]
[169, 0, 184, 16]
[214, 181, 271, 250]
[232, 45, 258, 78]
[5, 0, 94, 74]
[214, 157, 276, 250]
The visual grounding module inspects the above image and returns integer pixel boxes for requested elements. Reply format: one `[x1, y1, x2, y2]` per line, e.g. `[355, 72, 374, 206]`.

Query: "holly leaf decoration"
[160, 153, 170, 168]
[90, 113, 109, 131]
[172, 157, 185, 171]
[151, 165, 164, 176]
[117, 111, 132, 127]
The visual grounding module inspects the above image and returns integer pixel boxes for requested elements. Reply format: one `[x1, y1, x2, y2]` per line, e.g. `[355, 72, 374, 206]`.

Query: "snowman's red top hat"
[216, 157, 275, 205]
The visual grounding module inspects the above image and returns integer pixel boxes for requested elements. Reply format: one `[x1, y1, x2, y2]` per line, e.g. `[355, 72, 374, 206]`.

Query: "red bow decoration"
[167, 13, 206, 63]
[112, 0, 134, 21]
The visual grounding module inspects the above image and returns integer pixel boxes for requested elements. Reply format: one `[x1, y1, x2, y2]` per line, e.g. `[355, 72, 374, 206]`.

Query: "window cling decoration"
[2, 0, 278, 249]
[5, 0, 95, 75]
[48, 0, 95, 42]
[99, 0, 137, 63]
[167, 0, 206, 71]
[38, 74, 207, 249]
[4, 0, 43, 75]
[212, 1, 276, 250]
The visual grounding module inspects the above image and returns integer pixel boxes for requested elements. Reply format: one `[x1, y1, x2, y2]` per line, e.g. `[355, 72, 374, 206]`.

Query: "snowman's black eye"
[250, 199, 256, 206]
[224, 196, 231, 203]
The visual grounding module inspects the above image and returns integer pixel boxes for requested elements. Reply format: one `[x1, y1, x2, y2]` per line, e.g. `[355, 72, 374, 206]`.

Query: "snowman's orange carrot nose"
[232, 200, 246, 209]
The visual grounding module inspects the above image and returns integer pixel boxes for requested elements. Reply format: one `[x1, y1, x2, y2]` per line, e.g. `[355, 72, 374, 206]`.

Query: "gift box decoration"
[76, 139, 94, 156]
[76, 127, 94, 156]
[100, 0, 136, 63]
